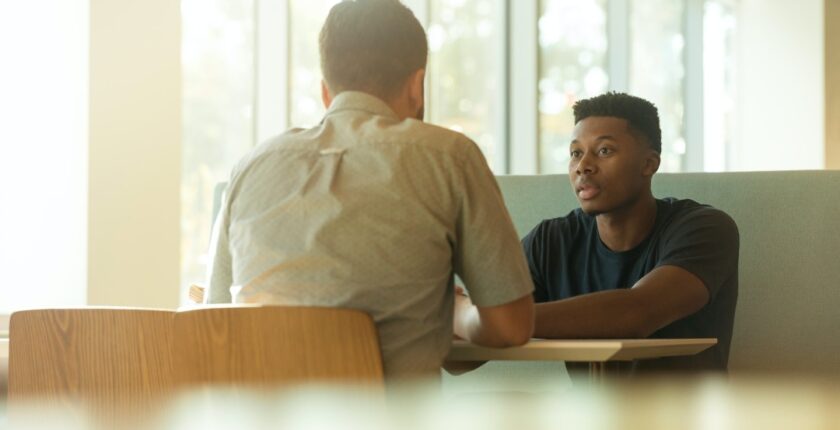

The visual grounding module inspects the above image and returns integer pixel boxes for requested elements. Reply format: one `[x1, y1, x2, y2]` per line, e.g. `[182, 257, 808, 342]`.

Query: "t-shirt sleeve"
[657, 207, 739, 301]
[453, 141, 534, 307]
[521, 223, 550, 303]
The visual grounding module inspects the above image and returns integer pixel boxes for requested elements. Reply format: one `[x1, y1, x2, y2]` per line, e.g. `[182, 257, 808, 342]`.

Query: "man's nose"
[574, 152, 597, 175]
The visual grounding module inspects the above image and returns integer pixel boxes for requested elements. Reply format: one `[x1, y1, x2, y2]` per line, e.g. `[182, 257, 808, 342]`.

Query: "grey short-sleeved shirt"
[205, 91, 533, 378]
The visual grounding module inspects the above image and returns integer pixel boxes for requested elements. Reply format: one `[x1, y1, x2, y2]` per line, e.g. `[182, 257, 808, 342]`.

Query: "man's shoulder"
[224, 128, 312, 187]
[657, 198, 739, 246]
[387, 118, 480, 157]
[659, 198, 738, 230]
[229, 119, 485, 187]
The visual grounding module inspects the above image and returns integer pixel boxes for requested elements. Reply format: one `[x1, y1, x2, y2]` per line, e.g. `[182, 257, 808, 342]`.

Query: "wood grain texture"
[173, 305, 384, 389]
[7, 308, 175, 423]
[827, 0, 840, 169]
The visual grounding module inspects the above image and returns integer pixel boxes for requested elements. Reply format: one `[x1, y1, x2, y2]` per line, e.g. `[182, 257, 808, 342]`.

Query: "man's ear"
[321, 80, 333, 109]
[643, 152, 661, 177]
[407, 68, 425, 115]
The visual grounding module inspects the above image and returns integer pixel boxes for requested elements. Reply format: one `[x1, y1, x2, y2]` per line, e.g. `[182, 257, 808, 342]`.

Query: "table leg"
[589, 362, 606, 384]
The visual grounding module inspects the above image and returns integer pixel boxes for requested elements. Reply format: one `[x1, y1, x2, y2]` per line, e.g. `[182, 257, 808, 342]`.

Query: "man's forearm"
[453, 294, 534, 347]
[535, 265, 710, 339]
[453, 303, 519, 347]
[454, 305, 497, 346]
[534, 289, 658, 339]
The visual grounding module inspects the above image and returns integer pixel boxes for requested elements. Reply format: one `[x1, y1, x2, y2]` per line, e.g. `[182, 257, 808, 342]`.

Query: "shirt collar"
[324, 91, 400, 120]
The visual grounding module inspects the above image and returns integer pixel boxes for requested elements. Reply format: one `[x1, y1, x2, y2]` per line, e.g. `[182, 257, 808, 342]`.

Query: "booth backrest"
[213, 171, 840, 375]
[496, 171, 840, 374]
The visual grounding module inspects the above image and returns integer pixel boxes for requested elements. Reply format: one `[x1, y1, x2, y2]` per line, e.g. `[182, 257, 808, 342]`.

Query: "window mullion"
[404, 0, 429, 25]
[607, 0, 630, 92]
[684, 0, 705, 171]
[509, 0, 539, 174]
[255, 0, 290, 145]
[498, 0, 510, 173]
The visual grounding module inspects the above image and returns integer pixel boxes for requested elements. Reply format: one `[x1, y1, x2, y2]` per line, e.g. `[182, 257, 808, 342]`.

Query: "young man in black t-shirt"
[522, 92, 739, 373]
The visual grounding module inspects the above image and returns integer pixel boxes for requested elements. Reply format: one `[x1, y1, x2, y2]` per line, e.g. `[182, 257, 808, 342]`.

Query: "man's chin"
[578, 201, 603, 216]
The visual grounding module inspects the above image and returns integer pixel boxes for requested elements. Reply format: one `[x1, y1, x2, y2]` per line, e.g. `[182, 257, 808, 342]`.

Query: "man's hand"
[452, 286, 473, 340]
[442, 359, 486, 375]
[452, 286, 534, 348]
[447, 285, 486, 374]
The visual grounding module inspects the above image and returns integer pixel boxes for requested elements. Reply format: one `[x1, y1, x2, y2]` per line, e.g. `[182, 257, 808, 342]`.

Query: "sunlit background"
[180, 0, 740, 290]
[0, 0, 830, 311]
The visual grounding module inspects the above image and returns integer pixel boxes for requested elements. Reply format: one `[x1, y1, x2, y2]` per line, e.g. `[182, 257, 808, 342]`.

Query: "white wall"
[0, 0, 89, 313]
[733, 0, 825, 171]
[88, 0, 181, 308]
[0, 0, 180, 313]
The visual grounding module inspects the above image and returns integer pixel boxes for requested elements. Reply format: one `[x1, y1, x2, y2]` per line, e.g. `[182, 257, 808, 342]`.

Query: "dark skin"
[533, 116, 709, 339]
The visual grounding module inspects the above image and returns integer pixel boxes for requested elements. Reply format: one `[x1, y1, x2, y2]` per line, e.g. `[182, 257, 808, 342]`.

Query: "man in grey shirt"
[206, 0, 534, 380]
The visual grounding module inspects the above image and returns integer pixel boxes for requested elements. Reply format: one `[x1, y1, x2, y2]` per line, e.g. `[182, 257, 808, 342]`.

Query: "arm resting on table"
[454, 293, 534, 348]
[534, 265, 709, 339]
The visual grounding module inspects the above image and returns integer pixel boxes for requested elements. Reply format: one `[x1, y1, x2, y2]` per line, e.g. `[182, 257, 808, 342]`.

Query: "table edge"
[446, 338, 718, 362]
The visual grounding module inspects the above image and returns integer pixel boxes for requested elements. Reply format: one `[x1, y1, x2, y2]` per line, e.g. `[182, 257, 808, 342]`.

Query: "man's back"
[206, 92, 533, 378]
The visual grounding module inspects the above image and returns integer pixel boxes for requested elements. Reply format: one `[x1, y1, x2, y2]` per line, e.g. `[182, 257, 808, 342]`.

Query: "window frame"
[179, 0, 734, 299]
[0, 314, 9, 338]
[255, 0, 291, 143]
[255, 0, 719, 174]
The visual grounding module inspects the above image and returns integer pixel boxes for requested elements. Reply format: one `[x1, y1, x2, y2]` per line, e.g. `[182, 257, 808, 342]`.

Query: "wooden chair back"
[8, 308, 175, 422]
[172, 305, 384, 389]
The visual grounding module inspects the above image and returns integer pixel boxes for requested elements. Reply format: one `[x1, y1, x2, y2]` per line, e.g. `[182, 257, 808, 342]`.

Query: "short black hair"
[573, 92, 662, 153]
[319, 0, 428, 101]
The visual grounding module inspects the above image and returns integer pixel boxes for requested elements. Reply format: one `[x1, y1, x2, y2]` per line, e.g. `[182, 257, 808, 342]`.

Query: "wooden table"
[446, 338, 717, 381]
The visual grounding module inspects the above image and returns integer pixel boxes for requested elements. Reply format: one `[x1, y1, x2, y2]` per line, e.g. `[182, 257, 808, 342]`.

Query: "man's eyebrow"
[571, 135, 617, 145]
[595, 135, 617, 142]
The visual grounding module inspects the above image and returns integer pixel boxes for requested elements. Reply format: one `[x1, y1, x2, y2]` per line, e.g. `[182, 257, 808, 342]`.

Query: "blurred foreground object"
[8, 376, 838, 430]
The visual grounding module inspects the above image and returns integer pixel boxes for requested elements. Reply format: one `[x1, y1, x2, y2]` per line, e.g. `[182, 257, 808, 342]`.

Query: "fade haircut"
[319, 0, 428, 101]
[573, 92, 662, 154]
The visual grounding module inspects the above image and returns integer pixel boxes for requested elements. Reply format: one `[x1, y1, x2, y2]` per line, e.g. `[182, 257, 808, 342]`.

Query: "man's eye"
[570, 151, 582, 158]
[598, 147, 612, 155]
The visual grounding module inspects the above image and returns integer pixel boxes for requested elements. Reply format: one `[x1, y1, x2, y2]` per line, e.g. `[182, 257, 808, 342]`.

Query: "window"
[288, 0, 340, 128]
[703, 0, 737, 172]
[428, 0, 505, 171]
[285, 0, 507, 169]
[538, 0, 608, 173]
[628, 0, 686, 172]
[180, 0, 739, 296]
[181, 0, 256, 290]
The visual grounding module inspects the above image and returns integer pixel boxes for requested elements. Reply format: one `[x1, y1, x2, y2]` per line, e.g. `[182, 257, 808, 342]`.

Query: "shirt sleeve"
[204, 189, 234, 304]
[521, 223, 550, 303]
[453, 141, 534, 307]
[657, 207, 740, 301]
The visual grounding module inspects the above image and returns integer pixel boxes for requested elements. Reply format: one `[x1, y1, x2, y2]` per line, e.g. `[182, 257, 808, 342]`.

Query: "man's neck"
[595, 194, 658, 252]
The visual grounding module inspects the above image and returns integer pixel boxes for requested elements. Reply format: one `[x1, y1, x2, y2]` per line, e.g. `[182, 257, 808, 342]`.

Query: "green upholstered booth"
[493, 171, 840, 375]
[215, 170, 840, 386]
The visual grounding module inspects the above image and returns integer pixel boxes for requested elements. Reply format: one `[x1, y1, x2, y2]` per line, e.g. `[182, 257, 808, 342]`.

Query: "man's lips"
[576, 182, 601, 200]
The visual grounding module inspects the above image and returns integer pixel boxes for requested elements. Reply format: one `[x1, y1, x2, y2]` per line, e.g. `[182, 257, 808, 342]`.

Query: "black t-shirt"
[522, 198, 739, 372]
